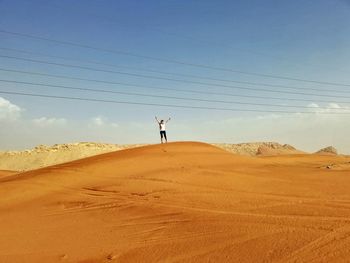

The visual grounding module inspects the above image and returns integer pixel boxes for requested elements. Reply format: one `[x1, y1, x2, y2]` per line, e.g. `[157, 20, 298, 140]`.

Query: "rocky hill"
[0, 142, 144, 171]
[214, 142, 304, 156]
[315, 146, 338, 155]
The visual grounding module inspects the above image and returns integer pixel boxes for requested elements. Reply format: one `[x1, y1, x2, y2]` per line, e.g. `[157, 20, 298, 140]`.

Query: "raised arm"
[166, 117, 171, 123]
[155, 116, 160, 124]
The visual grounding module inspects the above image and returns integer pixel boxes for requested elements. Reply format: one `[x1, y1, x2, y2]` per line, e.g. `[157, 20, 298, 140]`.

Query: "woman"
[155, 116, 171, 143]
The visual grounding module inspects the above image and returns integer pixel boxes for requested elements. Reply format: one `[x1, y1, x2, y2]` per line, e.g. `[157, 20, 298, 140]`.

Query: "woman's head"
[160, 120, 164, 123]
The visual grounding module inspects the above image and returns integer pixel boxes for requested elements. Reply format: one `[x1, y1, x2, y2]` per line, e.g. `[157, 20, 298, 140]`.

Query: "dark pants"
[160, 131, 167, 141]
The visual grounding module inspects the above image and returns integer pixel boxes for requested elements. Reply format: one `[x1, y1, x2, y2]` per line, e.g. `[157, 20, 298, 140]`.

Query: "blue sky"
[0, 0, 350, 152]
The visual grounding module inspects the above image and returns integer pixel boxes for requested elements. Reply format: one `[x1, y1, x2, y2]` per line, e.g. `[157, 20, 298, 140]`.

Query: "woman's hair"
[160, 120, 164, 123]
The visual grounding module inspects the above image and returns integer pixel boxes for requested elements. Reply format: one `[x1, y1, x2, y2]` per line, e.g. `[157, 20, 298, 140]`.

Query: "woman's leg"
[160, 131, 164, 143]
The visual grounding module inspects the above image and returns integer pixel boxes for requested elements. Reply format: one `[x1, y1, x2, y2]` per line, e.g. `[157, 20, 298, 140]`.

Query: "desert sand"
[1, 142, 350, 262]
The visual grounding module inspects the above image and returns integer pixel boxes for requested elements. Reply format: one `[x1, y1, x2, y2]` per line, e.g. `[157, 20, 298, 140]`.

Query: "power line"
[1, 54, 350, 100]
[1, 46, 349, 94]
[1, 29, 350, 87]
[1, 90, 349, 114]
[2, 78, 348, 110]
[1, 67, 349, 105]
[50, 2, 348, 75]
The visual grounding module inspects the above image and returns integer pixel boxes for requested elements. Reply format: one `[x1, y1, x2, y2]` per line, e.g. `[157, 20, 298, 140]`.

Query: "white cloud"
[307, 103, 319, 109]
[89, 116, 118, 128]
[91, 116, 105, 127]
[0, 97, 22, 121]
[33, 117, 67, 127]
[307, 103, 350, 114]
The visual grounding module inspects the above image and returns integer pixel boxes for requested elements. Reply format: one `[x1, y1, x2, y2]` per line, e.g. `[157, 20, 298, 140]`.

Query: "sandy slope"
[0, 142, 350, 262]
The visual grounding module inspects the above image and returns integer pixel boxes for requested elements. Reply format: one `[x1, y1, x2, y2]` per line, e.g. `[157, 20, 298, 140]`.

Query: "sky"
[0, 0, 350, 153]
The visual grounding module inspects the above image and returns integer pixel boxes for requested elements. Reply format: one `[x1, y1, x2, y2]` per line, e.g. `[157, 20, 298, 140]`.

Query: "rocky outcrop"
[315, 146, 338, 155]
[0, 142, 144, 171]
[215, 142, 303, 156]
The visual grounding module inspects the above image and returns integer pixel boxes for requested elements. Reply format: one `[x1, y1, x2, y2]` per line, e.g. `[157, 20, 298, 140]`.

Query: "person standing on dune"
[155, 116, 171, 143]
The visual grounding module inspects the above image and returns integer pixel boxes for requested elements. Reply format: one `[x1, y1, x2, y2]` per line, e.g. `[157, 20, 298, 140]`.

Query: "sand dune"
[1, 142, 350, 262]
[0, 141, 306, 172]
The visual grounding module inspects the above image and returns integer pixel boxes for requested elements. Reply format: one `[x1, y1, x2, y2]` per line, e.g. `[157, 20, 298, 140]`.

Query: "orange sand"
[0, 142, 350, 262]
[0, 170, 17, 178]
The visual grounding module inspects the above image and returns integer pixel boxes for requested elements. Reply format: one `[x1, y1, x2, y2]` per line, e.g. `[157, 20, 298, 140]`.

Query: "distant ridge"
[214, 142, 304, 156]
[0, 142, 144, 171]
[315, 146, 338, 155]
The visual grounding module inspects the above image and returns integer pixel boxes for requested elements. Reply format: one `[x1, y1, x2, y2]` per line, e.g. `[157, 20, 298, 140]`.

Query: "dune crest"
[0, 141, 306, 172]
